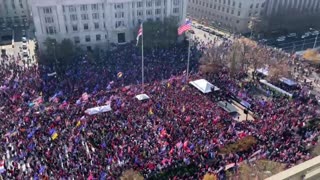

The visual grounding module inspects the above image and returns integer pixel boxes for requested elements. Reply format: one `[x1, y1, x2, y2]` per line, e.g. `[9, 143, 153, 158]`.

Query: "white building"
[187, 0, 267, 33]
[265, 0, 320, 16]
[29, 0, 187, 51]
[0, 0, 31, 28]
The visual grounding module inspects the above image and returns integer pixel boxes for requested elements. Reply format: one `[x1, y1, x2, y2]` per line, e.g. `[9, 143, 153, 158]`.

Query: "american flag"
[136, 23, 143, 45]
[178, 19, 192, 35]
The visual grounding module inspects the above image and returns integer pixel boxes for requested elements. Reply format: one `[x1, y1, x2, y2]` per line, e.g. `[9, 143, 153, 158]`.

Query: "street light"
[310, 28, 319, 49]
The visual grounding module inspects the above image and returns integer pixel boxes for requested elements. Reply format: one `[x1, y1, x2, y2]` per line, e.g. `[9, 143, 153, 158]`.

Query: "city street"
[0, 26, 36, 66]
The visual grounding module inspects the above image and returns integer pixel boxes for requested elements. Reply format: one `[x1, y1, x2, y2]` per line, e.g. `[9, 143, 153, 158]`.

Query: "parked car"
[311, 31, 319, 36]
[202, 27, 210, 32]
[22, 37, 27, 43]
[287, 33, 297, 38]
[276, 37, 286, 42]
[208, 29, 216, 35]
[196, 25, 203, 29]
[259, 39, 268, 43]
[22, 44, 27, 50]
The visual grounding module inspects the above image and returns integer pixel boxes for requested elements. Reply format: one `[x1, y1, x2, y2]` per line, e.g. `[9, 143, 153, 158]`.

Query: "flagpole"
[186, 32, 191, 81]
[141, 23, 145, 88]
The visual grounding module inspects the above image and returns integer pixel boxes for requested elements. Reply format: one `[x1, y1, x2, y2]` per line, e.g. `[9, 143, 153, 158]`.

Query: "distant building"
[29, 0, 187, 51]
[187, 0, 267, 33]
[0, 0, 31, 28]
[264, 0, 320, 31]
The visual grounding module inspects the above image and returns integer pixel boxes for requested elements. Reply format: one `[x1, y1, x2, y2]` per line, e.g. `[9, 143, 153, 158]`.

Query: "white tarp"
[279, 77, 297, 86]
[135, 94, 150, 101]
[260, 79, 293, 98]
[47, 72, 57, 77]
[85, 105, 112, 115]
[189, 79, 220, 93]
[256, 67, 269, 76]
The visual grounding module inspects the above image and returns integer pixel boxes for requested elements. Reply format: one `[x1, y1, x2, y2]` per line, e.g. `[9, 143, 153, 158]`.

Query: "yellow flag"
[167, 82, 171, 88]
[52, 132, 58, 140]
[182, 86, 186, 91]
[76, 121, 81, 127]
[182, 105, 186, 112]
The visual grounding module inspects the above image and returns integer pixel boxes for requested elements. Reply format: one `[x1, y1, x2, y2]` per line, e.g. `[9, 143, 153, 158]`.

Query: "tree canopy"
[138, 16, 179, 49]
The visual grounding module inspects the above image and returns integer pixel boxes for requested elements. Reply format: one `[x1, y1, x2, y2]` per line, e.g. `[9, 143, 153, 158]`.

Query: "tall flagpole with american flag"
[136, 23, 144, 87]
[178, 18, 192, 81]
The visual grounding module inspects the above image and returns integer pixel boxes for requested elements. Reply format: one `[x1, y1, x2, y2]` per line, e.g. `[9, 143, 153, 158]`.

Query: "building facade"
[187, 0, 267, 33]
[29, 0, 187, 51]
[0, 0, 31, 28]
[264, 0, 320, 31]
[265, 0, 320, 16]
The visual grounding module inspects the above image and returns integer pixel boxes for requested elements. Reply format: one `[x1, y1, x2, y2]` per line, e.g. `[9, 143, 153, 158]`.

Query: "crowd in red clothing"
[0, 40, 319, 180]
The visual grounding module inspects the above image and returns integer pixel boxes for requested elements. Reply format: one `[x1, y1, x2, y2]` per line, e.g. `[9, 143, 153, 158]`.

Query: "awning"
[256, 67, 269, 76]
[260, 79, 293, 98]
[85, 104, 112, 115]
[135, 94, 150, 101]
[217, 101, 238, 114]
[189, 79, 219, 93]
[279, 77, 297, 86]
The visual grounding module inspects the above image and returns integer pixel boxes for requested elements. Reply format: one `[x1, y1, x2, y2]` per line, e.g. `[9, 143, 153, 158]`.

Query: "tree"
[140, 16, 179, 49]
[203, 173, 217, 180]
[120, 169, 144, 180]
[227, 160, 285, 180]
[42, 38, 75, 67]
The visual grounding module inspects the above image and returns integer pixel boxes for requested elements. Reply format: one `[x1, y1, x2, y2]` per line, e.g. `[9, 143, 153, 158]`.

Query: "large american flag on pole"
[178, 19, 192, 35]
[136, 23, 143, 45]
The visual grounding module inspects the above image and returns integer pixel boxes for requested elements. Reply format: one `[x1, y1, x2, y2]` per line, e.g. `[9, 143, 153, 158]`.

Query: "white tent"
[279, 77, 297, 86]
[85, 104, 112, 115]
[256, 67, 269, 76]
[189, 79, 219, 93]
[135, 94, 150, 101]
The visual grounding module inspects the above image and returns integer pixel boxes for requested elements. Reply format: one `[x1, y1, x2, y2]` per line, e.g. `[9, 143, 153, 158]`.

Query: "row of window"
[0, 0, 24, 10]
[190, 0, 265, 9]
[73, 34, 103, 44]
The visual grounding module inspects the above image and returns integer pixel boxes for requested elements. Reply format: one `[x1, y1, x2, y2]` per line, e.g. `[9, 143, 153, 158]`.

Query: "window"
[81, 14, 89, 20]
[146, 10, 152, 15]
[96, 34, 101, 41]
[238, 11, 240, 16]
[74, 36, 80, 44]
[46, 26, 56, 34]
[137, 1, 143, 8]
[146, 1, 152, 7]
[85, 35, 90, 42]
[92, 13, 99, 20]
[45, 17, 54, 23]
[72, 24, 78, 31]
[91, 4, 98, 11]
[114, 3, 124, 9]
[173, 8, 179, 14]
[70, 14, 77, 21]
[80, 5, 88, 11]
[69, 6, 76, 12]
[173, 0, 180, 6]
[115, 21, 124, 28]
[43, 7, 52, 14]
[250, 4, 253, 9]
[115, 12, 124, 18]
[94, 22, 99, 29]
[155, 9, 161, 15]
[83, 23, 89, 30]
[256, 3, 259, 8]
[137, 10, 143, 16]
[238, 3, 242, 8]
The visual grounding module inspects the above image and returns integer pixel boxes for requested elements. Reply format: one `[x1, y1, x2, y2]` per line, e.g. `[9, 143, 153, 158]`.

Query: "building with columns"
[0, 0, 31, 28]
[29, 0, 187, 51]
[187, 0, 267, 33]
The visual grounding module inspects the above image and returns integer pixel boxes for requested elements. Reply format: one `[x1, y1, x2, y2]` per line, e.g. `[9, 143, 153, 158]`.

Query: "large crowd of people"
[0, 36, 320, 180]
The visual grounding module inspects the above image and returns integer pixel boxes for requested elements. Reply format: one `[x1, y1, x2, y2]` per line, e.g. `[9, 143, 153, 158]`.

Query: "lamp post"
[310, 28, 319, 49]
